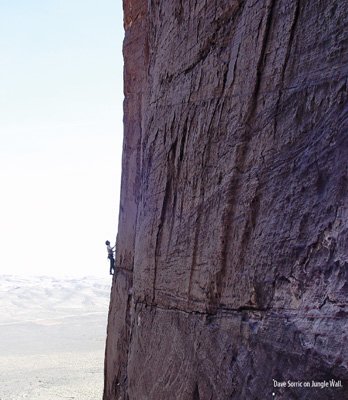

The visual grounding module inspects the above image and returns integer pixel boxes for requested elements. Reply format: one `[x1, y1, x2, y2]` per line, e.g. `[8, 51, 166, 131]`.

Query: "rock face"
[104, 1, 348, 399]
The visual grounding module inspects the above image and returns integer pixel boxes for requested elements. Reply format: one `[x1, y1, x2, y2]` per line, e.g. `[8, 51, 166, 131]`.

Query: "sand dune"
[0, 275, 111, 399]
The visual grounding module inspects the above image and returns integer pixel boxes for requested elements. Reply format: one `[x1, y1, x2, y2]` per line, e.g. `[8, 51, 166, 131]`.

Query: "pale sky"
[0, 0, 124, 277]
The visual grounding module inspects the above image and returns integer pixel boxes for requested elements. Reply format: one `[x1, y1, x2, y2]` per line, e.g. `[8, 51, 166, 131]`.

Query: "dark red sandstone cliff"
[104, 1, 348, 399]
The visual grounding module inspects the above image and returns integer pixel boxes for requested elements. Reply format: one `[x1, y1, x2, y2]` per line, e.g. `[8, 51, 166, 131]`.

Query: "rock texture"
[104, 1, 348, 399]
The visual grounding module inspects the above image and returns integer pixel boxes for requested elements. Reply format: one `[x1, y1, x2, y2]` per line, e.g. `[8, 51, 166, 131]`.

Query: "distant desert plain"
[0, 275, 111, 400]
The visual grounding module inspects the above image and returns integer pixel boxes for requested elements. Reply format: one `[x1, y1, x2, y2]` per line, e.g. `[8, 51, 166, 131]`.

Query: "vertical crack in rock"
[273, 0, 301, 136]
[244, 0, 276, 125]
[153, 140, 176, 303]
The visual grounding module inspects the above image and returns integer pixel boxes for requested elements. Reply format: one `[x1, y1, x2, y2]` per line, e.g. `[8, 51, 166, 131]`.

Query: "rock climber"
[105, 240, 115, 275]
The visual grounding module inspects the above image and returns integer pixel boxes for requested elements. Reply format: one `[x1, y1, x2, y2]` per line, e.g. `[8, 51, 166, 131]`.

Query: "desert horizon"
[0, 274, 111, 400]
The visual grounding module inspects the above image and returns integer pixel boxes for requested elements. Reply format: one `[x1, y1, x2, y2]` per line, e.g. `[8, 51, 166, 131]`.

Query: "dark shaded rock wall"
[104, 1, 348, 399]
